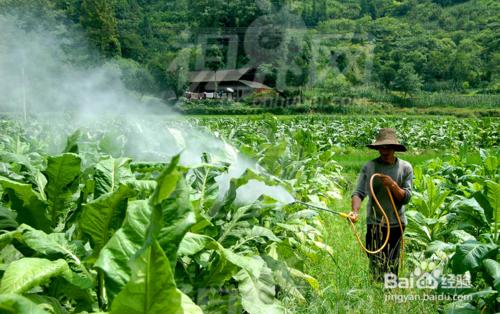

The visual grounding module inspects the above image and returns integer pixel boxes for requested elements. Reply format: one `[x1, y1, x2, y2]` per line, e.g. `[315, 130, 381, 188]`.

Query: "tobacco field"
[0, 115, 498, 313]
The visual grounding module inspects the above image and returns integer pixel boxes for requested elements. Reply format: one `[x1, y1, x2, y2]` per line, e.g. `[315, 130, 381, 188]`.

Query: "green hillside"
[1, 0, 498, 104]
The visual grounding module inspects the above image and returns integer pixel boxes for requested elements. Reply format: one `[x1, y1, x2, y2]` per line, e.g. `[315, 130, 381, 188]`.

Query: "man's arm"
[349, 164, 368, 223]
[378, 166, 413, 203]
[400, 165, 413, 204]
[386, 177, 406, 201]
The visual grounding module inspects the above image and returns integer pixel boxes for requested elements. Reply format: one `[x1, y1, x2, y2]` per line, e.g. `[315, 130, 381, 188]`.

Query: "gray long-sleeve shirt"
[352, 157, 413, 226]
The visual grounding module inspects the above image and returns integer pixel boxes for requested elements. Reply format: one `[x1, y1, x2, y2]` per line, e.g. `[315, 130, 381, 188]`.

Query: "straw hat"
[367, 128, 407, 152]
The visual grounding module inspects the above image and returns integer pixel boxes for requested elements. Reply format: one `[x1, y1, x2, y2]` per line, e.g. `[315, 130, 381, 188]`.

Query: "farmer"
[348, 128, 413, 282]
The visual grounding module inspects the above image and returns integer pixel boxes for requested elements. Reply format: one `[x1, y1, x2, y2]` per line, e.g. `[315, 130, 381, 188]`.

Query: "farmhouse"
[186, 67, 271, 100]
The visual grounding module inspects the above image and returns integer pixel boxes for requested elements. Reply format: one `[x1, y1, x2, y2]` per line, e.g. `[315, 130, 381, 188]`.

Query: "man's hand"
[351, 195, 362, 223]
[348, 211, 359, 223]
[378, 174, 395, 188]
[378, 174, 407, 202]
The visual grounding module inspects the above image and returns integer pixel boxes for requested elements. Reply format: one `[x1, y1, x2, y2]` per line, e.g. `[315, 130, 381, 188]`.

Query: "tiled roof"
[188, 68, 252, 82]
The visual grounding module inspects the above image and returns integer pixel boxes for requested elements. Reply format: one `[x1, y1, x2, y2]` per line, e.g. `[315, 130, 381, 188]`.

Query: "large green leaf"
[483, 154, 498, 177]
[0, 205, 18, 230]
[63, 129, 81, 154]
[46, 278, 96, 313]
[15, 224, 86, 268]
[93, 158, 135, 198]
[234, 261, 285, 314]
[451, 197, 490, 233]
[483, 259, 500, 290]
[451, 241, 498, 274]
[141, 155, 182, 254]
[179, 291, 204, 314]
[126, 179, 157, 199]
[150, 155, 181, 206]
[95, 200, 151, 301]
[473, 191, 493, 225]
[262, 254, 316, 303]
[0, 176, 50, 232]
[405, 210, 433, 245]
[189, 165, 220, 233]
[261, 140, 287, 172]
[190, 165, 221, 214]
[0, 294, 48, 314]
[178, 232, 216, 256]
[136, 154, 196, 273]
[0, 230, 18, 250]
[0, 258, 91, 294]
[486, 180, 499, 227]
[425, 240, 456, 256]
[0, 152, 33, 169]
[420, 175, 449, 217]
[450, 230, 476, 243]
[0, 152, 46, 196]
[95, 156, 183, 301]
[179, 232, 284, 310]
[0, 161, 25, 181]
[80, 184, 135, 255]
[157, 176, 196, 270]
[43, 153, 81, 226]
[443, 301, 479, 314]
[25, 294, 68, 314]
[180, 232, 266, 279]
[110, 240, 182, 314]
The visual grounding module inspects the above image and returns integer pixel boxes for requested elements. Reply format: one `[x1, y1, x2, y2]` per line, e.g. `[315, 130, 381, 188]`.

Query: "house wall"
[188, 81, 253, 99]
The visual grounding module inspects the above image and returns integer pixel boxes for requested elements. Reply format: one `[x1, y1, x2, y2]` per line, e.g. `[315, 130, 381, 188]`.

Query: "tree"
[119, 32, 146, 61]
[166, 49, 191, 99]
[113, 58, 156, 96]
[424, 37, 456, 82]
[392, 63, 423, 96]
[206, 45, 224, 96]
[80, 0, 121, 57]
[450, 39, 484, 88]
[359, 0, 377, 19]
[147, 55, 171, 99]
[279, 34, 312, 95]
[433, 0, 468, 6]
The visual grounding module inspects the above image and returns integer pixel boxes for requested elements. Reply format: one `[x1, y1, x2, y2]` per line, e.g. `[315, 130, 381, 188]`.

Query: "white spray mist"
[0, 13, 295, 205]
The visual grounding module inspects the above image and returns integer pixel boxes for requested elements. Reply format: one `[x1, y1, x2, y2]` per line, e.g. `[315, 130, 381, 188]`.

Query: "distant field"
[175, 99, 500, 117]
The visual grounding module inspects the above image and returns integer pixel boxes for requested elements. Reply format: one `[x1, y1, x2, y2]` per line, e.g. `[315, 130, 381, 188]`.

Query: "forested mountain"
[0, 0, 498, 100]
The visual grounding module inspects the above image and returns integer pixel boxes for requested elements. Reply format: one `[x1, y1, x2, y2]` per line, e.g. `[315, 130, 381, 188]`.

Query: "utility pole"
[21, 50, 27, 122]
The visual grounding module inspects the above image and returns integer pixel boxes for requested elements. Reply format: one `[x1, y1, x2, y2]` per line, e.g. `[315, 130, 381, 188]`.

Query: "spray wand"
[292, 200, 350, 219]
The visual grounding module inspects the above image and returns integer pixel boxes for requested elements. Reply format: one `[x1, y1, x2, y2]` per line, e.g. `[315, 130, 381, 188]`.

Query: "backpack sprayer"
[292, 173, 405, 265]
